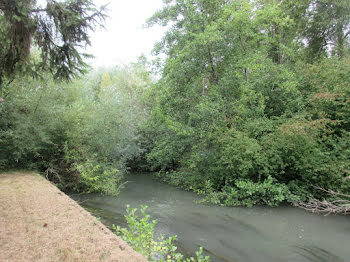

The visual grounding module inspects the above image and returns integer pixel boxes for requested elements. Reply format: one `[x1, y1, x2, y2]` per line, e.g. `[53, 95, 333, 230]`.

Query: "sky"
[86, 0, 166, 68]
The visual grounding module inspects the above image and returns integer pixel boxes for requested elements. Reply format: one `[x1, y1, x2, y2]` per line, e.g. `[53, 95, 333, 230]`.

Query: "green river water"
[72, 173, 350, 262]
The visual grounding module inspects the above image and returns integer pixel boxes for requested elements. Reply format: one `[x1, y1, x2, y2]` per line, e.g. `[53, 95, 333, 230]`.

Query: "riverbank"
[0, 172, 145, 262]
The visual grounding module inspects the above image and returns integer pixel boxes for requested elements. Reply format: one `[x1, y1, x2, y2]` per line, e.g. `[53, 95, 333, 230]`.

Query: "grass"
[0, 171, 145, 262]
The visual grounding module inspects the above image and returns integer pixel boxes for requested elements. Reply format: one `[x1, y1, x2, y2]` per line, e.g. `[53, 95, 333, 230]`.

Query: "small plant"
[114, 205, 210, 262]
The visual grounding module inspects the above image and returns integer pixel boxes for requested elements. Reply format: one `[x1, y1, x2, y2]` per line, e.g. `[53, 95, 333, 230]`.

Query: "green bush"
[74, 159, 122, 195]
[0, 62, 151, 194]
[200, 176, 298, 207]
[114, 205, 210, 262]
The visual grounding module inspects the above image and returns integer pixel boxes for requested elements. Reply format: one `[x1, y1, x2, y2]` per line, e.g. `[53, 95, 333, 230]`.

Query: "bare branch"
[295, 186, 350, 215]
[31, 8, 47, 13]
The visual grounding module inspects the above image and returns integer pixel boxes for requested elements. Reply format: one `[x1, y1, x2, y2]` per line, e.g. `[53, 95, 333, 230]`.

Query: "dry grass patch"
[0, 172, 145, 262]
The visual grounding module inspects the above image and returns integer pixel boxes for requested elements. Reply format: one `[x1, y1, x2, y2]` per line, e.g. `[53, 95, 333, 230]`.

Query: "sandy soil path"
[0, 172, 146, 262]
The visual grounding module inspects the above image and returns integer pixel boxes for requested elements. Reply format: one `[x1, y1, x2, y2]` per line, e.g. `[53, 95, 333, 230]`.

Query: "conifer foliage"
[0, 0, 106, 86]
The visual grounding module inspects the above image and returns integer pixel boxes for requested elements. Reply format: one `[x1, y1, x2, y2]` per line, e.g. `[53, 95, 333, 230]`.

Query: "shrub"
[114, 206, 210, 262]
[201, 176, 298, 207]
[74, 159, 122, 195]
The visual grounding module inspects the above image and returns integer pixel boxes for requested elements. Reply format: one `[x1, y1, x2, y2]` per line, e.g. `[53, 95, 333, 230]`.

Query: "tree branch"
[295, 186, 350, 216]
[31, 8, 47, 13]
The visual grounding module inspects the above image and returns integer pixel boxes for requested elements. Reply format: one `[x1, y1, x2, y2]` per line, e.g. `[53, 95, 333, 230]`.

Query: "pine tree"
[0, 0, 107, 89]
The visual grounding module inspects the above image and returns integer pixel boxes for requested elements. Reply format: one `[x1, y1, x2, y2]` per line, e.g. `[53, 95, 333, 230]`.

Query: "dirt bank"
[0, 172, 146, 262]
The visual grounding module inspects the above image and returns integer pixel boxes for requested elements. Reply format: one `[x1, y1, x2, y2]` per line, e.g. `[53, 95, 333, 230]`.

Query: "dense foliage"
[0, 0, 106, 86]
[0, 62, 152, 194]
[1, 0, 350, 207]
[114, 205, 210, 262]
[138, 0, 350, 206]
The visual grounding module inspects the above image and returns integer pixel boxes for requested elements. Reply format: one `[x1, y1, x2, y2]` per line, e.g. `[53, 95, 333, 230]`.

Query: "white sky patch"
[86, 0, 165, 68]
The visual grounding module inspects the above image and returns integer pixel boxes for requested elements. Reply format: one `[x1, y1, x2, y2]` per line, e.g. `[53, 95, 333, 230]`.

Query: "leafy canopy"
[140, 0, 350, 206]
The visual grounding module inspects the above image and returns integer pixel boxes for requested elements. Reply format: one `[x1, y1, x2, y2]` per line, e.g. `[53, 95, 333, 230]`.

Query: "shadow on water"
[294, 245, 344, 262]
[202, 247, 240, 262]
[82, 205, 127, 229]
[220, 213, 266, 238]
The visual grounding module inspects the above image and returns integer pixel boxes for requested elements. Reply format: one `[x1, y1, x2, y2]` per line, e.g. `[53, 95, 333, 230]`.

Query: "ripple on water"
[72, 174, 350, 262]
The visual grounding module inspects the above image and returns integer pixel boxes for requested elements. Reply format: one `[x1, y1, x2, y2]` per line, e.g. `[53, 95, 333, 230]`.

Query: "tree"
[294, 0, 350, 61]
[0, 62, 152, 194]
[0, 0, 107, 89]
[142, 0, 350, 207]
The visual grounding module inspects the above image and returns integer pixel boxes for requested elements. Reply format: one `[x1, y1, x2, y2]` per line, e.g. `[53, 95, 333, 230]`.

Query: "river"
[72, 173, 350, 262]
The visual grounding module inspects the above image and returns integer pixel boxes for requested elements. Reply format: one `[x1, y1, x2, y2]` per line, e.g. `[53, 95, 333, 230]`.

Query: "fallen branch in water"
[294, 186, 350, 216]
[295, 198, 350, 216]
